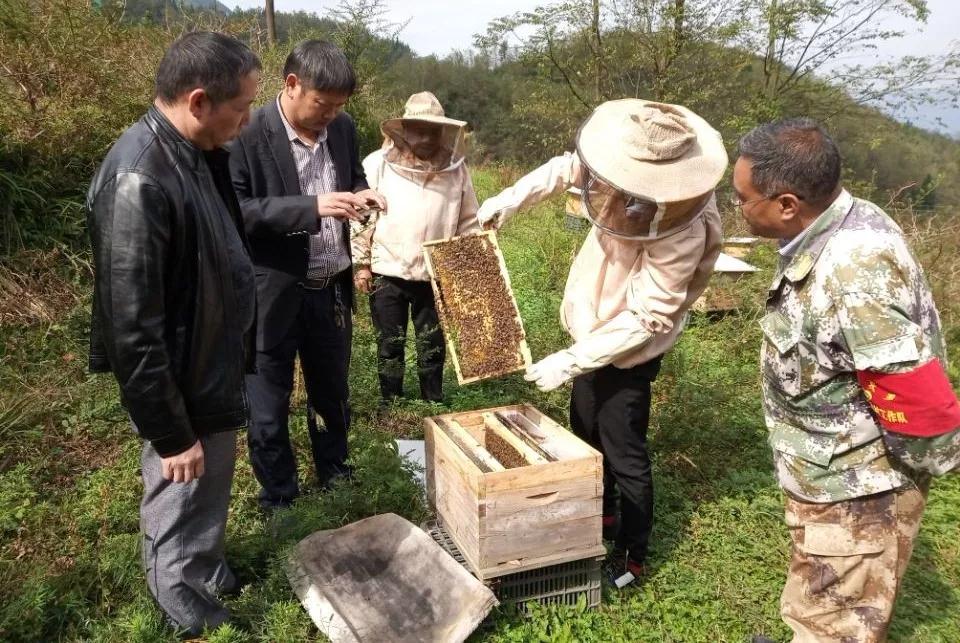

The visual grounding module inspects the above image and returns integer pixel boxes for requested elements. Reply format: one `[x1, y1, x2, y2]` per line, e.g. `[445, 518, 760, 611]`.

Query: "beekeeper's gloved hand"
[476, 198, 505, 231]
[524, 350, 582, 392]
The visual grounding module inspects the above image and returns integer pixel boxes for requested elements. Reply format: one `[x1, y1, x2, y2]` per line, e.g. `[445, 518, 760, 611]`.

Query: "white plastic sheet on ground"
[396, 439, 426, 491]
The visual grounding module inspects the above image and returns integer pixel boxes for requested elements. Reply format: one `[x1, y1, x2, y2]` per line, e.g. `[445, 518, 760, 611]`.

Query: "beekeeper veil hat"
[576, 99, 728, 239]
[381, 92, 467, 173]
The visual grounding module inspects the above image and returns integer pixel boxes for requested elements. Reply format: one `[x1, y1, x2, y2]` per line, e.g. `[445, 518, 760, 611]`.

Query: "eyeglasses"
[730, 195, 772, 209]
[730, 193, 804, 209]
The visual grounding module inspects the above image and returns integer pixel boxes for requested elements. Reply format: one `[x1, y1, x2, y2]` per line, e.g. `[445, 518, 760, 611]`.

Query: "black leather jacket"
[87, 106, 255, 457]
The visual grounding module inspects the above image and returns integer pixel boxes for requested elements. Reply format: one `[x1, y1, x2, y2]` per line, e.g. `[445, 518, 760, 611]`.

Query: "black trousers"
[369, 274, 445, 402]
[570, 357, 662, 563]
[246, 282, 352, 509]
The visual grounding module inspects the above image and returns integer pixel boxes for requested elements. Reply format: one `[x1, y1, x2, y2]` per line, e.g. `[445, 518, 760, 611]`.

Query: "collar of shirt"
[276, 94, 328, 148]
[778, 221, 813, 258]
[769, 189, 854, 294]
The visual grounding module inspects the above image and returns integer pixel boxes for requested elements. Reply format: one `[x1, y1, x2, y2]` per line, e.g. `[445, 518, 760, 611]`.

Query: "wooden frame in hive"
[422, 232, 533, 384]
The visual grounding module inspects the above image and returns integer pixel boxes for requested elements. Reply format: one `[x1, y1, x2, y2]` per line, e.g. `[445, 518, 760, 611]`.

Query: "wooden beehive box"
[422, 232, 532, 384]
[721, 236, 759, 259]
[564, 187, 589, 231]
[693, 251, 760, 312]
[424, 404, 604, 581]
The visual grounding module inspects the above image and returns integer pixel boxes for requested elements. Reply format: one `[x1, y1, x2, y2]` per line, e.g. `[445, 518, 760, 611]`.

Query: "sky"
[230, 0, 960, 135]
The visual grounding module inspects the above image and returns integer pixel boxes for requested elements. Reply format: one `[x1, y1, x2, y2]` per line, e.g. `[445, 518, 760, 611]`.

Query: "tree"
[476, 0, 960, 148]
[912, 173, 938, 210]
[320, 0, 411, 151]
[475, 1, 745, 106]
[742, 0, 959, 118]
[265, 0, 277, 46]
[472, 0, 752, 159]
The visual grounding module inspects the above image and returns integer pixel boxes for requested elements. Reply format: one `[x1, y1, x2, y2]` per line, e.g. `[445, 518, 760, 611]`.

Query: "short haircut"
[283, 40, 356, 95]
[737, 118, 842, 204]
[155, 32, 261, 105]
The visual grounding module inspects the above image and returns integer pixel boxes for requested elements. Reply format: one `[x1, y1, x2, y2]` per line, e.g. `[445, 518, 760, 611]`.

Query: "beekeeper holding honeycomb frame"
[477, 99, 727, 588]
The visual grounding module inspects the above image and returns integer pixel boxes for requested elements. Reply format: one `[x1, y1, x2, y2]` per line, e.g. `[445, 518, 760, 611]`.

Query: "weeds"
[0, 167, 957, 641]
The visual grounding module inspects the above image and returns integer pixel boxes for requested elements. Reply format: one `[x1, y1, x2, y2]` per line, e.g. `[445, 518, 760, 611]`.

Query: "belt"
[298, 270, 345, 290]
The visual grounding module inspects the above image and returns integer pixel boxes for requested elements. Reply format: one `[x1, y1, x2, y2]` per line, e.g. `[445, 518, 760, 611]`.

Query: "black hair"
[155, 31, 261, 105]
[738, 118, 842, 204]
[283, 40, 356, 95]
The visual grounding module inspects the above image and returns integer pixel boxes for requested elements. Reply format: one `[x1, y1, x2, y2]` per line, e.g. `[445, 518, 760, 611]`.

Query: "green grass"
[1, 166, 958, 641]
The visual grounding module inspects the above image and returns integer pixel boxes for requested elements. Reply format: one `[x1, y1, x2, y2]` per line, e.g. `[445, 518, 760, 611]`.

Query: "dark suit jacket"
[229, 100, 368, 351]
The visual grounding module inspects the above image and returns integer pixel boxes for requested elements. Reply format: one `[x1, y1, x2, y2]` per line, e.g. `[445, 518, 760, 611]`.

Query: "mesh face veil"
[573, 99, 727, 240]
[580, 166, 668, 240]
[382, 120, 465, 173]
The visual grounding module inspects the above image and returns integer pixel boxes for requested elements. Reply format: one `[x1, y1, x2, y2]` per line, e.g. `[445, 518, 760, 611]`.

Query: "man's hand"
[355, 188, 387, 213]
[354, 267, 374, 294]
[317, 192, 370, 222]
[524, 351, 581, 392]
[160, 440, 204, 483]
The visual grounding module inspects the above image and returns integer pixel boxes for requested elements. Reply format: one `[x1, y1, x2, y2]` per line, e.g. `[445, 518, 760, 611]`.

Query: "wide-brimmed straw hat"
[380, 92, 467, 172]
[381, 91, 466, 132]
[576, 99, 728, 203]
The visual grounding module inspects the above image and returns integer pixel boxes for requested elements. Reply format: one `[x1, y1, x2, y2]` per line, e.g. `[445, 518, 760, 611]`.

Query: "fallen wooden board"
[287, 513, 497, 643]
[422, 231, 533, 384]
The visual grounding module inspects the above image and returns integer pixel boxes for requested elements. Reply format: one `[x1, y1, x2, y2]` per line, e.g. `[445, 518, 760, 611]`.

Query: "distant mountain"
[183, 0, 231, 14]
[97, 0, 232, 19]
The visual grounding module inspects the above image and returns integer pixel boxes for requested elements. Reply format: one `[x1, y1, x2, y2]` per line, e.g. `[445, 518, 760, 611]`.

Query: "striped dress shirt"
[276, 96, 351, 280]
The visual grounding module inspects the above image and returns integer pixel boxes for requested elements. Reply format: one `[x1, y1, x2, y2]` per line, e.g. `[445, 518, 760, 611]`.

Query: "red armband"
[857, 359, 960, 437]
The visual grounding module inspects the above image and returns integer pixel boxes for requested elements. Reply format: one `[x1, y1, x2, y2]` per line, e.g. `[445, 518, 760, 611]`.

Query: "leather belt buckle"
[299, 277, 333, 290]
[299, 268, 348, 290]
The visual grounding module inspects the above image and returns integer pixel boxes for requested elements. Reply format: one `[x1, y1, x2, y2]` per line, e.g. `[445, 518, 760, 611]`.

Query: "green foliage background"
[2, 166, 959, 641]
[1, 0, 959, 256]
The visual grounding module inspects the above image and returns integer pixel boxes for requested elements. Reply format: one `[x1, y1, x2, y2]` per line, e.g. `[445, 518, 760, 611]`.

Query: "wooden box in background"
[692, 250, 760, 313]
[564, 187, 589, 231]
[720, 236, 759, 259]
[424, 404, 604, 580]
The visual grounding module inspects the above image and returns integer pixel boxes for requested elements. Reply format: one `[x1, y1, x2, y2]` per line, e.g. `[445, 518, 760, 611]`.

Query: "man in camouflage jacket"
[733, 118, 960, 642]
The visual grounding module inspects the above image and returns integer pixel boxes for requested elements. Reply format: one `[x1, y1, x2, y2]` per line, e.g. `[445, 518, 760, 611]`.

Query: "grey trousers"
[140, 430, 238, 635]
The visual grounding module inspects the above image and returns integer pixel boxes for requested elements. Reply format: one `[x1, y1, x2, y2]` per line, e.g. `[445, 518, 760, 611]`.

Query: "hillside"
[96, 0, 232, 17]
[1, 2, 958, 640]
[1, 167, 958, 641]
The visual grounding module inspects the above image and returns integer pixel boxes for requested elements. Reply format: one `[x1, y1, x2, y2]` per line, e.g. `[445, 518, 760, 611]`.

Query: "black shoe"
[603, 547, 646, 589]
[259, 502, 298, 538]
[258, 500, 293, 517]
[420, 389, 445, 403]
[318, 463, 354, 491]
[377, 396, 401, 416]
[213, 565, 241, 598]
[217, 577, 241, 598]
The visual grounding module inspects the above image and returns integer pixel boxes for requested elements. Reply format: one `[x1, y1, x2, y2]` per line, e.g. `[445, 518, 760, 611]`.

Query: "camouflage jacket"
[761, 189, 956, 502]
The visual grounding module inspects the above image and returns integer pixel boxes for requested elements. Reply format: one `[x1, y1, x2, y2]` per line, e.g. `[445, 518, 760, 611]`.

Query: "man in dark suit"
[230, 40, 385, 510]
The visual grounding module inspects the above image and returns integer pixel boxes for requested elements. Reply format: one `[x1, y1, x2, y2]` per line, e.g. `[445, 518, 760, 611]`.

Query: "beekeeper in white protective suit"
[353, 92, 480, 407]
[477, 99, 727, 588]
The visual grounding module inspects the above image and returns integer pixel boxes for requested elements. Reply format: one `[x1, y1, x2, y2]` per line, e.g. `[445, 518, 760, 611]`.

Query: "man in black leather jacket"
[87, 32, 260, 637]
